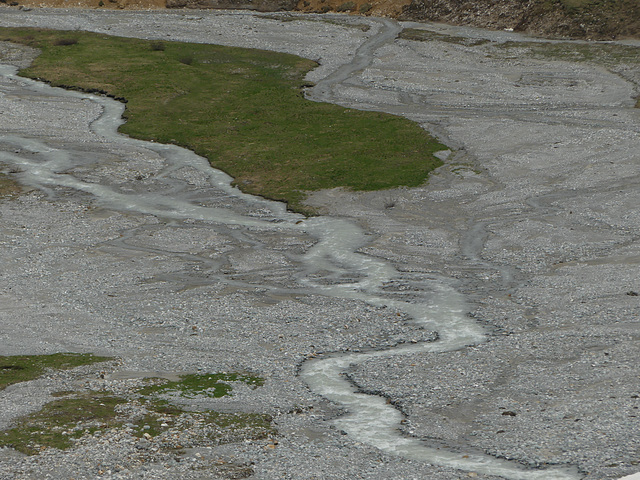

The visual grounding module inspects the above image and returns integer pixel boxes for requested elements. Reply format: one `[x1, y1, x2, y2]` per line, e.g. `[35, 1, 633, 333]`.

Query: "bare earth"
[0, 8, 639, 480]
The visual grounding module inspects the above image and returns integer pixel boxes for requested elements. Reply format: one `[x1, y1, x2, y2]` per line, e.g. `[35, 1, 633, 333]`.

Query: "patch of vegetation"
[399, 28, 490, 47]
[359, 3, 372, 14]
[133, 399, 274, 444]
[544, 0, 639, 39]
[53, 38, 79, 46]
[496, 40, 640, 65]
[0, 353, 113, 391]
[552, 0, 639, 34]
[0, 28, 445, 214]
[0, 171, 21, 198]
[261, 13, 298, 22]
[137, 373, 264, 398]
[149, 40, 165, 51]
[133, 400, 186, 438]
[0, 371, 273, 456]
[203, 411, 275, 443]
[336, 1, 355, 12]
[558, 0, 594, 9]
[400, 0, 638, 40]
[316, 16, 370, 31]
[0, 391, 125, 455]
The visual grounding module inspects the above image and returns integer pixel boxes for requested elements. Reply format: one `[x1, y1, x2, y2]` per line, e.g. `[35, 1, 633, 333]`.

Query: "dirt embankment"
[5, 0, 639, 40]
[295, 0, 639, 40]
[399, 0, 640, 40]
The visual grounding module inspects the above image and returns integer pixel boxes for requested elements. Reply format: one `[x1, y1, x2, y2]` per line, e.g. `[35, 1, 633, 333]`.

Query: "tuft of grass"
[0, 353, 113, 391]
[53, 38, 78, 46]
[132, 400, 275, 443]
[150, 40, 165, 51]
[336, 1, 355, 12]
[203, 411, 275, 443]
[137, 373, 264, 398]
[0, 391, 125, 455]
[0, 171, 21, 198]
[0, 27, 445, 214]
[133, 401, 183, 438]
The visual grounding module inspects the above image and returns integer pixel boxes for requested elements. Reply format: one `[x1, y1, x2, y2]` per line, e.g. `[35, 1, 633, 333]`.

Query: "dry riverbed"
[0, 8, 639, 480]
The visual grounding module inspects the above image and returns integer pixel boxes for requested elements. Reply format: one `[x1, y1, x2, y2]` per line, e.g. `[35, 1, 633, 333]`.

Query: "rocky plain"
[0, 7, 638, 480]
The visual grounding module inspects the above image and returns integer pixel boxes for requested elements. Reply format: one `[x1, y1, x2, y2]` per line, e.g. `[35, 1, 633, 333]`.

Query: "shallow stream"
[0, 20, 582, 477]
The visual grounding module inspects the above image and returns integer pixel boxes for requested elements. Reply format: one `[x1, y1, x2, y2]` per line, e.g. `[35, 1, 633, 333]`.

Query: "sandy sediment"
[0, 9, 638, 480]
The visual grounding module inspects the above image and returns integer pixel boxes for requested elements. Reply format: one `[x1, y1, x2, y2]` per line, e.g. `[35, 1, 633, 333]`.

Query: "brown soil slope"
[399, 0, 640, 40]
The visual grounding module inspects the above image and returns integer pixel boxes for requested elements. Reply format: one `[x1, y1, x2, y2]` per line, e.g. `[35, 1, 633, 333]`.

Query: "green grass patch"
[137, 373, 264, 398]
[133, 373, 272, 444]
[0, 391, 125, 455]
[0, 353, 113, 391]
[0, 370, 273, 455]
[133, 400, 185, 438]
[0, 27, 445, 214]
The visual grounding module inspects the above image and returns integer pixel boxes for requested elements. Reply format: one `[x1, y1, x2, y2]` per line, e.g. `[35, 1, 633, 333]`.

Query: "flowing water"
[0, 22, 581, 479]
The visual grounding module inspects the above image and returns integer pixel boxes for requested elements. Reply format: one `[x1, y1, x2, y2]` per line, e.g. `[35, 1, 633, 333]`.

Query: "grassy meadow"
[0, 28, 445, 213]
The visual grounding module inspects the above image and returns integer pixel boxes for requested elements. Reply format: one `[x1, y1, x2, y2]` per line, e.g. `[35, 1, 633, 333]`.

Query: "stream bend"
[0, 22, 580, 480]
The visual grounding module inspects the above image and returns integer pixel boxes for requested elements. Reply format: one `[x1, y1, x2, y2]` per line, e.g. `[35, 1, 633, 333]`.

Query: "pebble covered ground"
[0, 8, 638, 480]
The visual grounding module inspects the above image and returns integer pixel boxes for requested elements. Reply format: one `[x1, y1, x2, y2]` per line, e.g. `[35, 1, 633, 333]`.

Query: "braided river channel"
[1, 9, 639, 480]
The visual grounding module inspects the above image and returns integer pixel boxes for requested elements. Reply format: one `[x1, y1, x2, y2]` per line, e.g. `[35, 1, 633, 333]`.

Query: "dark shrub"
[336, 1, 355, 11]
[54, 38, 79, 46]
[150, 41, 165, 51]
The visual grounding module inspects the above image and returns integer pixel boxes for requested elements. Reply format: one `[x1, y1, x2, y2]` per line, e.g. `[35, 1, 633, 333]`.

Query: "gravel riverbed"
[0, 8, 638, 480]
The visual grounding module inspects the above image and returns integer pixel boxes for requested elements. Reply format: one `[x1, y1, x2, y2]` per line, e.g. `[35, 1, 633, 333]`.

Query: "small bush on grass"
[150, 40, 166, 51]
[336, 1, 355, 12]
[53, 38, 78, 46]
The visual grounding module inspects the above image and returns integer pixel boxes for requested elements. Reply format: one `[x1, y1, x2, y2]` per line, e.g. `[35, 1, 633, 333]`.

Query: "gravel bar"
[0, 8, 639, 480]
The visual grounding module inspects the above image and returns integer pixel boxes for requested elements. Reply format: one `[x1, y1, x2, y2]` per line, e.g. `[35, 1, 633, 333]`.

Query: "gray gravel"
[0, 8, 639, 480]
